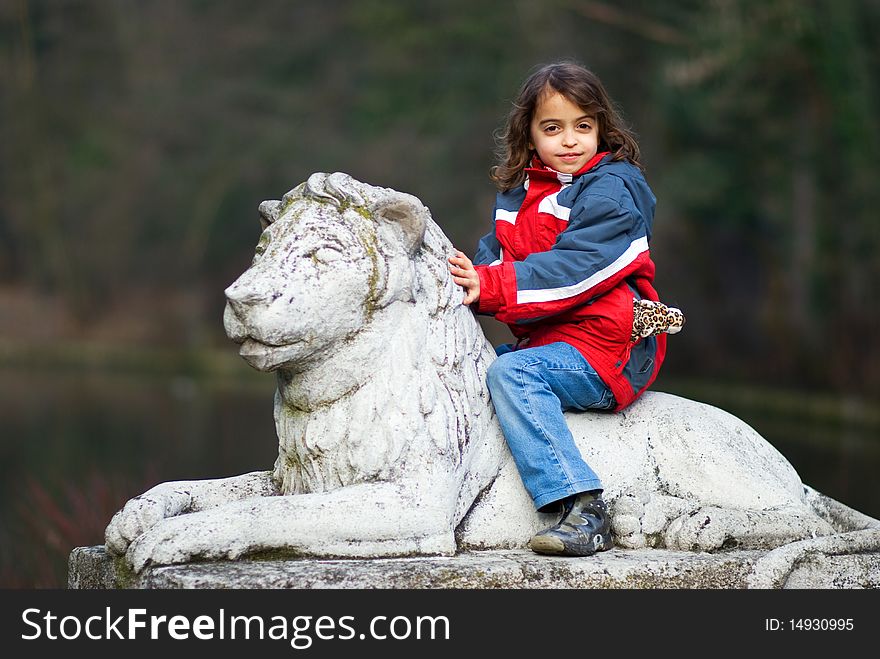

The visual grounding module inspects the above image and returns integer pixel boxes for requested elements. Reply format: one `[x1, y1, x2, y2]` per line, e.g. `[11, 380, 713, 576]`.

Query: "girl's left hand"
[448, 250, 480, 306]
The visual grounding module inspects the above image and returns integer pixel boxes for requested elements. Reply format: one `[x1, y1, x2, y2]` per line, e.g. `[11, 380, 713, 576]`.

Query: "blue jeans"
[487, 342, 616, 512]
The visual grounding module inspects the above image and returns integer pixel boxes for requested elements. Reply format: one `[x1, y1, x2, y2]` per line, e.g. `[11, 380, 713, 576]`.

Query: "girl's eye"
[544, 125, 560, 134]
[578, 122, 592, 130]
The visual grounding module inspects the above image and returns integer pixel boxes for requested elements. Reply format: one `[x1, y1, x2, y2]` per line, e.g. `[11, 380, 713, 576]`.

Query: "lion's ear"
[258, 199, 282, 230]
[371, 192, 428, 255]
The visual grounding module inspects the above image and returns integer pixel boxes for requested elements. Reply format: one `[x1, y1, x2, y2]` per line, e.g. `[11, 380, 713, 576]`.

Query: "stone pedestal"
[68, 545, 880, 590]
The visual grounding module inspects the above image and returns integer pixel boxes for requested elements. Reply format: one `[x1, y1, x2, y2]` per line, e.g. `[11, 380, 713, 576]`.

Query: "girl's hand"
[448, 250, 480, 306]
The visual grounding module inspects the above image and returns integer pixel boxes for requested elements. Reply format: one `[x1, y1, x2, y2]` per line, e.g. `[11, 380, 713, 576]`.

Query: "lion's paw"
[104, 484, 193, 556]
[611, 492, 696, 549]
[125, 505, 265, 572]
[126, 516, 204, 572]
[663, 506, 750, 551]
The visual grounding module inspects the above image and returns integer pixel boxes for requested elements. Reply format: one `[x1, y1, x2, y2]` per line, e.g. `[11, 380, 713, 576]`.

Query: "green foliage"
[1, 0, 879, 394]
[651, 0, 880, 392]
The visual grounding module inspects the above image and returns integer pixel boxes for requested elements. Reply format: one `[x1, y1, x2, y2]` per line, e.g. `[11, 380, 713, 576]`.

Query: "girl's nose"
[562, 128, 577, 146]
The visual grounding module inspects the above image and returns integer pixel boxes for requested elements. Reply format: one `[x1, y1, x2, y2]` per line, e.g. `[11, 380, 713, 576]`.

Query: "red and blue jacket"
[473, 152, 666, 410]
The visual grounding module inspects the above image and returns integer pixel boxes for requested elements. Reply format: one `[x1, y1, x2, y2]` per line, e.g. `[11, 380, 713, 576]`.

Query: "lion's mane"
[270, 174, 496, 504]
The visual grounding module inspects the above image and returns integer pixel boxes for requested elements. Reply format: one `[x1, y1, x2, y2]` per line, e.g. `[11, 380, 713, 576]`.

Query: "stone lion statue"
[105, 173, 880, 585]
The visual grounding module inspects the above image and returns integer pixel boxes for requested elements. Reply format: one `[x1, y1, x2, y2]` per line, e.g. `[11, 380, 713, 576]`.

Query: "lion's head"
[223, 173, 494, 497]
[223, 172, 444, 372]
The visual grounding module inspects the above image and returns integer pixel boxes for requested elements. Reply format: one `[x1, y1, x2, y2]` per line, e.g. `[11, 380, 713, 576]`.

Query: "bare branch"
[568, 1, 687, 46]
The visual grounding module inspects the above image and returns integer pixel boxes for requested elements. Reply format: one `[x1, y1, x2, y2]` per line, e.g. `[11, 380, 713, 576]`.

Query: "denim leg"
[487, 342, 616, 511]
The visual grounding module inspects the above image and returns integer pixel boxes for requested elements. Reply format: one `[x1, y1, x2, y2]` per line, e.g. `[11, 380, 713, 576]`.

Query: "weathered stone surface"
[70, 544, 880, 590]
[96, 173, 880, 584]
[68, 546, 120, 590]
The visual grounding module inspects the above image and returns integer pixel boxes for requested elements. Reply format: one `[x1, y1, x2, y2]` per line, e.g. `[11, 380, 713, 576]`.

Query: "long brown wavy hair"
[490, 62, 642, 192]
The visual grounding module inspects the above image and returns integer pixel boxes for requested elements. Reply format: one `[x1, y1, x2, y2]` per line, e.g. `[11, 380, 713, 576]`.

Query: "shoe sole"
[528, 534, 613, 557]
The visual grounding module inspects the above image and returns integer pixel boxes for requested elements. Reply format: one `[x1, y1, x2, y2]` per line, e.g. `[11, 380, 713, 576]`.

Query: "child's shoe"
[528, 492, 613, 556]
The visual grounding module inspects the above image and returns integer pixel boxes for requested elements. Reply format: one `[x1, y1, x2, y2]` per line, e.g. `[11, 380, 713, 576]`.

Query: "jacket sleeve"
[473, 228, 502, 266]
[474, 191, 651, 324]
[470, 192, 515, 314]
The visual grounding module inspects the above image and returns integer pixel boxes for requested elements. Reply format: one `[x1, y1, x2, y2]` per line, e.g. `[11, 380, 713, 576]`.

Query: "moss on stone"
[355, 224, 382, 319]
[112, 554, 138, 589]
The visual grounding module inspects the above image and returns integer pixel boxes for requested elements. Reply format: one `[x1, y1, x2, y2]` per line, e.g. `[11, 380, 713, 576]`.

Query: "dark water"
[0, 367, 277, 588]
[1, 368, 877, 588]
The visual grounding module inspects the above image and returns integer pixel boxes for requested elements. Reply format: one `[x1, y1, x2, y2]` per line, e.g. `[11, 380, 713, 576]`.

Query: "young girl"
[449, 62, 682, 557]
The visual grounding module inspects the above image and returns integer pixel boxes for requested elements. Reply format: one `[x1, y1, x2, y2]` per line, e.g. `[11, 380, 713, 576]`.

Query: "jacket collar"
[526, 151, 611, 184]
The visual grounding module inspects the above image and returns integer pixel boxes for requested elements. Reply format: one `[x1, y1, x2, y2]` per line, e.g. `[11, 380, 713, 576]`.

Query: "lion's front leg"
[105, 470, 277, 556]
[124, 480, 457, 572]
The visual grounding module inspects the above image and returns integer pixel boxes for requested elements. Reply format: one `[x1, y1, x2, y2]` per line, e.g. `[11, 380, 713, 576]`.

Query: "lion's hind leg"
[747, 528, 880, 587]
[662, 505, 836, 552]
[610, 493, 696, 549]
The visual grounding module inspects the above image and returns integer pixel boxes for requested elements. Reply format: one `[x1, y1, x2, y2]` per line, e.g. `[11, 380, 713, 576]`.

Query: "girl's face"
[528, 91, 599, 174]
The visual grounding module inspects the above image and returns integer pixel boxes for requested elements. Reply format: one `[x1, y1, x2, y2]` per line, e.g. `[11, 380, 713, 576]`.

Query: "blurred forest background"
[1, 0, 879, 587]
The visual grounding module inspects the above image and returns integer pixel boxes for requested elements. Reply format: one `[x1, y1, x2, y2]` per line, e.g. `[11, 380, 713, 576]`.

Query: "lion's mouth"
[237, 337, 310, 372]
[239, 337, 266, 351]
[239, 336, 301, 352]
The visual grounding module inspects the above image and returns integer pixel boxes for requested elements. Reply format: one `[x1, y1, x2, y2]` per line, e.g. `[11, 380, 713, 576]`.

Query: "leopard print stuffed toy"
[631, 299, 685, 342]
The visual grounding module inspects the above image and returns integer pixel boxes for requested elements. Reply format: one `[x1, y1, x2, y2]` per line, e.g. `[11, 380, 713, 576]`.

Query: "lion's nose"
[223, 281, 265, 343]
[223, 302, 248, 343]
[224, 282, 266, 314]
